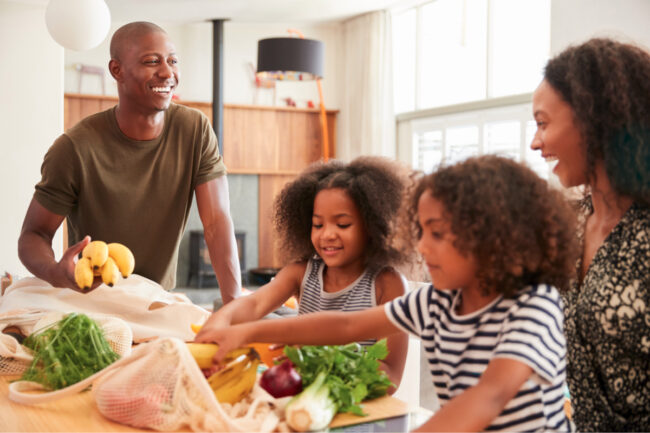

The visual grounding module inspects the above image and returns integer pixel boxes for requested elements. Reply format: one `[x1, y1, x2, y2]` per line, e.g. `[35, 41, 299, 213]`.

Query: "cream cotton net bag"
[9, 337, 285, 432]
[0, 311, 132, 376]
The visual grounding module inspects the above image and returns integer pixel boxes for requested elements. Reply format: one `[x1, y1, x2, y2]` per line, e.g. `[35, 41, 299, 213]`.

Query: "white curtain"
[338, 11, 395, 160]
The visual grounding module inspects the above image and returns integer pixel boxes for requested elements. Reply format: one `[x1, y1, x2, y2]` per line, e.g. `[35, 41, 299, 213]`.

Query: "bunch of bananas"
[186, 343, 260, 405]
[74, 241, 135, 290]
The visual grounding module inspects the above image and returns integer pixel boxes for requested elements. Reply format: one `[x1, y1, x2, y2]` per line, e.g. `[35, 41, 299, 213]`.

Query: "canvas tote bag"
[0, 275, 211, 342]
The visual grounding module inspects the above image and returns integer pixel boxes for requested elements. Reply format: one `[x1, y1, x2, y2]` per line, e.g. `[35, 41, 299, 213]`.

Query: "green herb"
[21, 313, 120, 390]
[284, 339, 393, 416]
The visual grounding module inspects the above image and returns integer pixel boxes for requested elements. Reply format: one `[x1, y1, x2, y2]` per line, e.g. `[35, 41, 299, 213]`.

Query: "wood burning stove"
[187, 230, 245, 288]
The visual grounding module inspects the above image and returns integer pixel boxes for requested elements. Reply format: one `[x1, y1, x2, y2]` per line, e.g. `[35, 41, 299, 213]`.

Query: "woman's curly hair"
[273, 156, 418, 271]
[404, 155, 580, 296]
[544, 38, 650, 205]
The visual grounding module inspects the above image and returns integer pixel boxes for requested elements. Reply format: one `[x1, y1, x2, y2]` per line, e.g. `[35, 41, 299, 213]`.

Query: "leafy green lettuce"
[284, 339, 393, 415]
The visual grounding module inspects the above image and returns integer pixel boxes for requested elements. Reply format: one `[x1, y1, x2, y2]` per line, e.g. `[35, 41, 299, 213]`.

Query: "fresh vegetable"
[260, 359, 302, 398]
[284, 339, 393, 416]
[21, 313, 119, 390]
[285, 371, 337, 432]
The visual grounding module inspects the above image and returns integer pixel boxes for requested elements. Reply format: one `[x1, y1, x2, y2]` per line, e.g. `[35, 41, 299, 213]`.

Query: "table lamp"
[256, 30, 330, 160]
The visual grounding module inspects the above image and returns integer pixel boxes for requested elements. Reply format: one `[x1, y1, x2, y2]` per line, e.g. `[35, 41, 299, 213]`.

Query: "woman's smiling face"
[531, 79, 587, 188]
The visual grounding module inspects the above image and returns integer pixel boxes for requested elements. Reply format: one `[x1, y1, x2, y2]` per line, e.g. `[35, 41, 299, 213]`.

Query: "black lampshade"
[257, 37, 324, 81]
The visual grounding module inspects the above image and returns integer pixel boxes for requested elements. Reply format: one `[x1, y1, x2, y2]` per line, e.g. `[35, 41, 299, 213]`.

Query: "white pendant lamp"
[45, 0, 111, 51]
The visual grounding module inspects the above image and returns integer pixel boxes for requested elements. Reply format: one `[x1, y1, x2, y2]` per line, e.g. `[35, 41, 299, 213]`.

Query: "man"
[17, 22, 240, 303]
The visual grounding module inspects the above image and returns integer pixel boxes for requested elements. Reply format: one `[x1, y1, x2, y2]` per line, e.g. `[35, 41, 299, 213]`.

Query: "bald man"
[18, 22, 241, 303]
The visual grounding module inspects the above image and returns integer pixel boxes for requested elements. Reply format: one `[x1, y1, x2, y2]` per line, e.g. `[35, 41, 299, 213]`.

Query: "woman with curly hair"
[198, 155, 579, 432]
[196, 156, 416, 390]
[531, 38, 650, 431]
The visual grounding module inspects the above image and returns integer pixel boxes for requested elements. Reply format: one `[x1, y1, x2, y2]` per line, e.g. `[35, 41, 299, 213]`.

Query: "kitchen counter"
[0, 376, 431, 432]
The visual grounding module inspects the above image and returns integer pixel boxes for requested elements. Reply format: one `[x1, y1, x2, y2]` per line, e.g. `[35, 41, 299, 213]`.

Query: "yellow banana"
[224, 347, 258, 362]
[107, 243, 135, 278]
[74, 257, 94, 290]
[82, 240, 109, 270]
[212, 356, 259, 404]
[186, 343, 219, 369]
[100, 256, 120, 287]
[208, 354, 250, 389]
[186, 343, 257, 369]
[188, 345, 260, 404]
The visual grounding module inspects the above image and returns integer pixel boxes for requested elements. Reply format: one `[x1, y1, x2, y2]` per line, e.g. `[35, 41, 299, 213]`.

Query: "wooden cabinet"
[63, 93, 338, 270]
[64, 94, 118, 131]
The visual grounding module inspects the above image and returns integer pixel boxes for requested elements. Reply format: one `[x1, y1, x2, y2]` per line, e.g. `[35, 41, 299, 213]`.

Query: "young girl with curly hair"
[531, 38, 650, 431]
[197, 155, 580, 432]
[196, 156, 417, 390]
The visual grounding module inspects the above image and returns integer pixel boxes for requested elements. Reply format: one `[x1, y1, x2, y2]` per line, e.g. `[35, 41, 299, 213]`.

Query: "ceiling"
[103, 0, 405, 24]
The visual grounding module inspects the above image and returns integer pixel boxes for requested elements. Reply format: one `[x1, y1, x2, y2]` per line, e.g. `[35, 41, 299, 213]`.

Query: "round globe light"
[45, 0, 111, 51]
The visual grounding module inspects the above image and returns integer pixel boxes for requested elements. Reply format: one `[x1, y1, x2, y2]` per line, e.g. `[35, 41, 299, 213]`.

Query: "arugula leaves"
[21, 313, 119, 390]
[284, 339, 393, 415]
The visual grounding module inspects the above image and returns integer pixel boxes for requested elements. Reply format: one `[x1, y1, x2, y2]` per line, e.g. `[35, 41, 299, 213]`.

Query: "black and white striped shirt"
[386, 283, 571, 432]
[298, 257, 378, 346]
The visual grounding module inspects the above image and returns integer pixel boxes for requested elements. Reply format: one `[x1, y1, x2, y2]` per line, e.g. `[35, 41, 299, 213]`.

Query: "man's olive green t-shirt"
[34, 103, 226, 290]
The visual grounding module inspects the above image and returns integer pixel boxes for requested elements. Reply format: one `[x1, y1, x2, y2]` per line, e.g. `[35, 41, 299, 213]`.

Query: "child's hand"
[196, 311, 230, 334]
[193, 323, 249, 364]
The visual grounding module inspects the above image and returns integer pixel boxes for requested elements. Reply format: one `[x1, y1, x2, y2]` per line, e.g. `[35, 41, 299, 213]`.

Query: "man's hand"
[19, 199, 100, 293]
[49, 236, 101, 292]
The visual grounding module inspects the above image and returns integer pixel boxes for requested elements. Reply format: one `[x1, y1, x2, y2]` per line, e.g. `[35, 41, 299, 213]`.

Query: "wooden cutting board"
[0, 375, 411, 431]
[329, 395, 411, 428]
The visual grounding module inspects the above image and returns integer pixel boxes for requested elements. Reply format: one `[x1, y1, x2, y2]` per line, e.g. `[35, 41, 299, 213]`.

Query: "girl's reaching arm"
[197, 304, 401, 362]
[413, 358, 533, 432]
[194, 262, 305, 336]
[374, 269, 409, 393]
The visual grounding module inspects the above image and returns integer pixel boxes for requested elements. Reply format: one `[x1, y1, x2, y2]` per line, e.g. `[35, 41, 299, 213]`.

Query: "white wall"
[64, 20, 343, 110]
[0, 1, 64, 276]
[551, 0, 650, 53]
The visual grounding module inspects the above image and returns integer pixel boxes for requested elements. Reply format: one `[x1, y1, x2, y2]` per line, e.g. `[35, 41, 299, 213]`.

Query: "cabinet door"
[258, 174, 295, 269]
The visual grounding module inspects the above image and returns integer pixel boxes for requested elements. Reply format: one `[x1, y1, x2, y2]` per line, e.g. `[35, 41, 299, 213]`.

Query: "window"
[392, 0, 550, 113]
[392, 9, 417, 114]
[408, 102, 552, 180]
[489, 0, 551, 97]
[419, 0, 488, 108]
[394, 0, 553, 182]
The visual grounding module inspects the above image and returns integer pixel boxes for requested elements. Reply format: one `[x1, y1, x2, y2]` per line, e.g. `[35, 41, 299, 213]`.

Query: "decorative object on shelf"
[256, 30, 330, 161]
[283, 97, 297, 107]
[75, 64, 106, 94]
[248, 62, 276, 105]
[45, 0, 111, 51]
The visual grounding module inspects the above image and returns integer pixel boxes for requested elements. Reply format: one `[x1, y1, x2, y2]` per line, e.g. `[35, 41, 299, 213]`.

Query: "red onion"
[260, 359, 303, 398]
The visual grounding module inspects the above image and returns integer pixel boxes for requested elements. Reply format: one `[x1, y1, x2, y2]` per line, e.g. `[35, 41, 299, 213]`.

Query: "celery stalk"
[286, 371, 338, 432]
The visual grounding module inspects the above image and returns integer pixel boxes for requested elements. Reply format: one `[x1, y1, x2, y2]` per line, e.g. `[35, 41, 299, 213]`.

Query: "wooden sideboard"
[63, 93, 338, 269]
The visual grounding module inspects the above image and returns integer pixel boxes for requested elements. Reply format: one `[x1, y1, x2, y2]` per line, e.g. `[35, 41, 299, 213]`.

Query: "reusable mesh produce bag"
[9, 337, 285, 432]
[0, 311, 132, 376]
